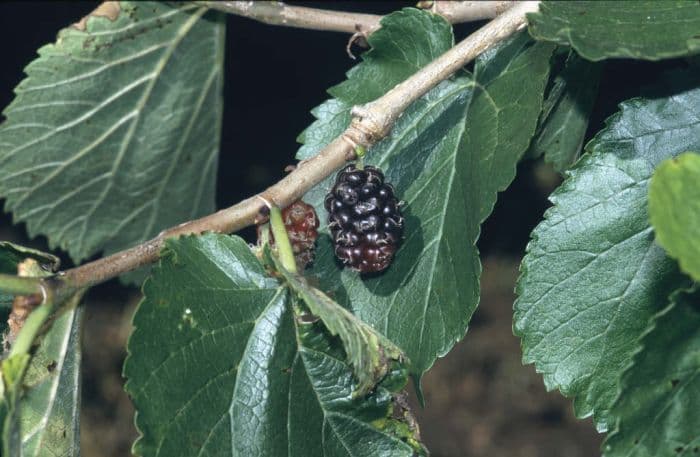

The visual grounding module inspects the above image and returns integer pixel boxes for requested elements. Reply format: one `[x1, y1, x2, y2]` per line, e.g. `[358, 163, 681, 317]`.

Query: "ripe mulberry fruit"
[257, 199, 319, 270]
[325, 164, 403, 273]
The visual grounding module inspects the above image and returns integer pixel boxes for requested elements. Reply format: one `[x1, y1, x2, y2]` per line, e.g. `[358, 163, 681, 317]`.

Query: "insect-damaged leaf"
[266, 247, 405, 396]
[125, 234, 423, 457]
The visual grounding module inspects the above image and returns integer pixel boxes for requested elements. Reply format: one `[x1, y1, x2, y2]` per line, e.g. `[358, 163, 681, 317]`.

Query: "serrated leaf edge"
[602, 283, 699, 455]
[514, 91, 695, 430]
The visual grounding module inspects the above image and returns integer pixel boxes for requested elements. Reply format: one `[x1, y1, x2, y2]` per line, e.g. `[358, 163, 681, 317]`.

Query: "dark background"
[0, 2, 687, 456]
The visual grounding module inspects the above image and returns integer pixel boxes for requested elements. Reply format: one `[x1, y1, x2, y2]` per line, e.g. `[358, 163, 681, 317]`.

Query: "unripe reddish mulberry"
[257, 200, 319, 270]
[325, 164, 403, 273]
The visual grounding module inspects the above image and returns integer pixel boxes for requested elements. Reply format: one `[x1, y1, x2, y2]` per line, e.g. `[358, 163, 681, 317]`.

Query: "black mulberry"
[325, 164, 403, 273]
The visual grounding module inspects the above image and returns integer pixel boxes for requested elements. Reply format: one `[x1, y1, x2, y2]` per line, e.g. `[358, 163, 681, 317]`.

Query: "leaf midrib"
[227, 287, 286, 457]
[139, 63, 220, 243]
[77, 7, 209, 257]
[294, 345, 410, 457]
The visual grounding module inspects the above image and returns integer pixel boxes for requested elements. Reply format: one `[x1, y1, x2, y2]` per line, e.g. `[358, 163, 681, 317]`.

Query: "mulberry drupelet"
[325, 164, 404, 273]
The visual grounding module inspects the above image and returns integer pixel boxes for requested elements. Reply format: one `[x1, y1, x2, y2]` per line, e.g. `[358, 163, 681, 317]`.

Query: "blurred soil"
[410, 258, 602, 457]
[80, 286, 139, 457]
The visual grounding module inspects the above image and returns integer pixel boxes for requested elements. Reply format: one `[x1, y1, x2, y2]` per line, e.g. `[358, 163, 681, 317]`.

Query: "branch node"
[254, 195, 273, 224]
[256, 195, 274, 209]
[346, 27, 369, 59]
[341, 133, 359, 150]
[254, 212, 270, 225]
[350, 105, 389, 143]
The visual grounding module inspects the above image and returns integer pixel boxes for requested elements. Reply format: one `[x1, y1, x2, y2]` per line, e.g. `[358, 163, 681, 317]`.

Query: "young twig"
[196, 1, 382, 34]
[197, 1, 515, 35]
[418, 1, 515, 22]
[42, 1, 539, 298]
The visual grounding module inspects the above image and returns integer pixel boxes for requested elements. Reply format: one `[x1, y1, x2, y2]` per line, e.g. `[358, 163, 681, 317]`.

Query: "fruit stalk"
[269, 206, 298, 274]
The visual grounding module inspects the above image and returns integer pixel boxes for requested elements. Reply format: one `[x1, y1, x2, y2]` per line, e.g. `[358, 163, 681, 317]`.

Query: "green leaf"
[0, 242, 80, 456]
[19, 302, 83, 457]
[649, 152, 700, 282]
[514, 74, 700, 431]
[527, 1, 700, 61]
[298, 9, 555, 377]
[0, 2, 224, 263]
[1, 295, 83, 457]
[124, 234, 419, 457]
[528, 51, 602, 172]
[604, 285, 700, 457]
[267, 248, 405, 396]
